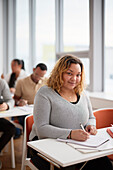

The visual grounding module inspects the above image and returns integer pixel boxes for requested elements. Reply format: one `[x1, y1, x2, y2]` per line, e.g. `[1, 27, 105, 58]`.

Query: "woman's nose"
[71, 75, 76, 81]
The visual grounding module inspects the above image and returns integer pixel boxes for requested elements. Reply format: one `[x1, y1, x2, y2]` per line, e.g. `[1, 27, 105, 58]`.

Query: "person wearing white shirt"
[1, 59, 27, 94]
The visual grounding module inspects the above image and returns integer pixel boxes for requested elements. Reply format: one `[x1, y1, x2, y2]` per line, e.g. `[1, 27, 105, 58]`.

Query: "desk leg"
[50, 164, 54, 170]
[38, 153, 60, 170]
[11, 137, 15, 168]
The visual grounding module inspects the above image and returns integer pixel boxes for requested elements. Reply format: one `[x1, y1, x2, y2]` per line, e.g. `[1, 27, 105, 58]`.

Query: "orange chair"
[93, 108, 113, 160]
[21, 114, 38, 170]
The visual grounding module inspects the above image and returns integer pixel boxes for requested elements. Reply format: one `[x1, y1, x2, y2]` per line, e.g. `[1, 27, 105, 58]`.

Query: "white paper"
[67, 140, 113, 153]
[0, 107, 32, 118]
[57, 130, 110, 148]
[17, 104, 33, 113]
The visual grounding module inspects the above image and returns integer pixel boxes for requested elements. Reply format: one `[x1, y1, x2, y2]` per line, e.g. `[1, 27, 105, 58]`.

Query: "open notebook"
[67, 140, 113, 153]
[57, 129, 110, 148]
[57, 136, 109, 148]
[57, 128, 113, 153]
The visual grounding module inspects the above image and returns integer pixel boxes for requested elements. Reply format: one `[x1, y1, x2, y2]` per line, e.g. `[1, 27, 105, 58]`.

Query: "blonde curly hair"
[47, 54, 86, 95]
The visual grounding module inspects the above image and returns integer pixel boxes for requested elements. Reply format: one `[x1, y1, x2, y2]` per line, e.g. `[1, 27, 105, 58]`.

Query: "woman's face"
[62, 63, 81, 90]
[11, 61, 21, 73]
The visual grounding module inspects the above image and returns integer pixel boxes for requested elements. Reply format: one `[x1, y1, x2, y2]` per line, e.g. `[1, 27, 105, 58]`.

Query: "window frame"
[56, 0, 104, 92]
[1, 0, 104, 93]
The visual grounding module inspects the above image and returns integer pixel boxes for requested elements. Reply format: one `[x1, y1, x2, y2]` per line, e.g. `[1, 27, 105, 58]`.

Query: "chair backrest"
[93, 108, 113, 129]
[93, 108, 113, 161]
[26, 114, 34, 142]
[21, 114, 35, 170]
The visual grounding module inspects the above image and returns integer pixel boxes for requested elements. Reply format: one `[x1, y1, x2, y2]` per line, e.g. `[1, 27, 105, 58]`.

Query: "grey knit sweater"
[0, 79, 14, 109]
[29, 85, 96, 140]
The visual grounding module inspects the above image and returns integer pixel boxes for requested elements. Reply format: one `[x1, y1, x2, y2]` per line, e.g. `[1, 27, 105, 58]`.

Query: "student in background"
[29, 55, 112, 170]
[1, 59, 27, 94]
[13, 63, 47, 130]
[14, 63, 47, 106]
[0, 79, 16, 169]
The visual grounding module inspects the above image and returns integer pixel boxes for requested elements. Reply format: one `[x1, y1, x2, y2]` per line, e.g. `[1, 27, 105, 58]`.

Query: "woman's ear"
[19, 64, 22, 69]
[33, 68, 35, 72]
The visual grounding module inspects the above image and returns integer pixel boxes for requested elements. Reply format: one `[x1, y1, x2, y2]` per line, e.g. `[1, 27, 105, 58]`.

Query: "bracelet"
[70, 130, 72, 139]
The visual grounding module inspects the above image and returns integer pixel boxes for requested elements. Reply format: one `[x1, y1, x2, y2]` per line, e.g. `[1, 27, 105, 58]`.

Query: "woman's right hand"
[71, 129, 90, 141]
[10, 87, 16, 94]
[17, 99, 28, 106]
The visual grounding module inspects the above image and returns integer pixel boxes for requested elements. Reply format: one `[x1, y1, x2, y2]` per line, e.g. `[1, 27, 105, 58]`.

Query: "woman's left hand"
[10, 87, 15, 94]
[85, 125, 97, 135]
[0, 103, 8, 111]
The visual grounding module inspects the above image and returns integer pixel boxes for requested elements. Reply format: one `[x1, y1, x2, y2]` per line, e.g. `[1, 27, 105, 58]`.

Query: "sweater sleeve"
[85, 92, 96, 127]
[1, 79, 14, 109]
[33, 89, 71, 139]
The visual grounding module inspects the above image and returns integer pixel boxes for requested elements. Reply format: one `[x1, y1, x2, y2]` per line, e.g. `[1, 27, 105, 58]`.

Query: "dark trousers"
[18, 115, 26, 130]
[0, 118, 16, 152]
[28, 137, 113, 170]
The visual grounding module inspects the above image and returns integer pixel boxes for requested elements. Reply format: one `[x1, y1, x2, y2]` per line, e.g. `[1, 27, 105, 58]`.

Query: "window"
[13, 0, 99, 90]
[57, 0, 90, 85]
[16, 0, 29, 73]
[35, 0, 55, 75]
[81, 58, 90, 85]
[104, 0, 113, 93]
[63, 0, 89, 52]
[16, 0, 89, 78]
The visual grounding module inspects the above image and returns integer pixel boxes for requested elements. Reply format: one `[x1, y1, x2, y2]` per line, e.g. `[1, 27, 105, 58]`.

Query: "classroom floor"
[0, 134, 30, 170]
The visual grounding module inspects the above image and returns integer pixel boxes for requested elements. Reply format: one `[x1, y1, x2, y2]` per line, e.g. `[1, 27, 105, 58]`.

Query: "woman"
[29, 55, 112, 170]
[2, 59, 27, 94]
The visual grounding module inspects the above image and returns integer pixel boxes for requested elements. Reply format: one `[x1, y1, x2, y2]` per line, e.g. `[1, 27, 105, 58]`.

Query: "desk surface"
[0, 106, 33, 118]
[27, 128, 113, 167]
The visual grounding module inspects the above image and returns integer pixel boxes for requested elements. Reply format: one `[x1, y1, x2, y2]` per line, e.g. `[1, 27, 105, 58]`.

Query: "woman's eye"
[67, 72, 72, 75]
[77, 74, 81, 77]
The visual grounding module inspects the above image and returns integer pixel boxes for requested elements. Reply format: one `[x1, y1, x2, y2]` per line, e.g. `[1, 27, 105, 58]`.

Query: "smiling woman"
[28, 54, 112, 170]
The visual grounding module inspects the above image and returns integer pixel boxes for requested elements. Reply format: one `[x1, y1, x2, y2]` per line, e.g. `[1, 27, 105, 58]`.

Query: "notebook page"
[57, 130, 109, 148]
[67, 139, 113, 153]
[17, 105, 33, 113]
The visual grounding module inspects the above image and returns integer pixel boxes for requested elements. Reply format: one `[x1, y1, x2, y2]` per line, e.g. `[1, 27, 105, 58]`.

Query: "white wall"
[88, 91, 113, 110]
[0, 0, 3, 75]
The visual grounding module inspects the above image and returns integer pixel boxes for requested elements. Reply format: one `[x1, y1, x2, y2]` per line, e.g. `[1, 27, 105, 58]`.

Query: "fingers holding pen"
[71, 129, 90, 141]
[79, 130, 90, 141]
[69, 124, 97, 141]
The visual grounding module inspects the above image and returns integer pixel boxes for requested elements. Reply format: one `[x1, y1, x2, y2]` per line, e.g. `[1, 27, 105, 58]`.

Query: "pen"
[80, 123, 85, 132]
